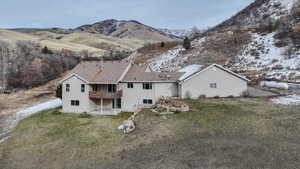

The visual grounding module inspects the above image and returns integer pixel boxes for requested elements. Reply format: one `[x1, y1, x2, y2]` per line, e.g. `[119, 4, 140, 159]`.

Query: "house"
[59, 61, 249, 115]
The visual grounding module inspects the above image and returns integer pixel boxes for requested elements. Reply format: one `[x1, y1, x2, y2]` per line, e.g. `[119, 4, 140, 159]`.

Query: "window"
[210, 83, 217, 88]
[143, 83, 152, 90]
[143, 99, 153, 105]
[66, 84, 70, 92]
[127, 83, 134, 88]
[92, 85, 98, 92]
[112, 99, 122, 109]
[71, 100, 80, 106]
[108, 84, 116, 93]
[81, 84, 85, 92]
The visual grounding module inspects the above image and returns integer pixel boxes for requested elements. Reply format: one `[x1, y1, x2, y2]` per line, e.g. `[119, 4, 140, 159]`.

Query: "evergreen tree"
[183, 37, 191, 50]
[42, 46, 53, 54]
[56, 85, 62, 99]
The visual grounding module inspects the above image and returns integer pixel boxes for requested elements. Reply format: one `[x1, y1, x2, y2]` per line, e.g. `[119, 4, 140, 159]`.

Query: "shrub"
[214, 96, 220, 99]
[199, 95, 206, 99]
[228, 95, 235, 98]
[79, 112, 92, 118]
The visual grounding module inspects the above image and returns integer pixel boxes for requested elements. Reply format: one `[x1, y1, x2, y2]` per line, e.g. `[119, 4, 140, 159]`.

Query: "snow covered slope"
[146, 0, 300, 82]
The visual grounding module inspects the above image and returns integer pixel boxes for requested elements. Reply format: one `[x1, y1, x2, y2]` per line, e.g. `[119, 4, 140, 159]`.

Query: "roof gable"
[179, 64, 250, 83]
[59, 73, 89, 84]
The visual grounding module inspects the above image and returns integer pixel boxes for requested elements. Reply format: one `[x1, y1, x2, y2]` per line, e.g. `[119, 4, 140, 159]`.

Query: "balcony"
[89, 90, 123, 99]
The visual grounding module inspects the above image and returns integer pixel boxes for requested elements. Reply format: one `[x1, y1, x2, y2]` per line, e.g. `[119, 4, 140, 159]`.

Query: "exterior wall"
[120, 82, 178, 112]
[180, 66, 248, 99]
[62, 76, 91, 113]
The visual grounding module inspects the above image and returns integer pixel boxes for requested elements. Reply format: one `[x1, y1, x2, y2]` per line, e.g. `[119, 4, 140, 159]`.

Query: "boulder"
[118, 115, 136, 134]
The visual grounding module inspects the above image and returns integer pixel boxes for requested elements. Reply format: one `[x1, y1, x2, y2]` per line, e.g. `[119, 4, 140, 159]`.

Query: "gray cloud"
[0, 0, 254, 29]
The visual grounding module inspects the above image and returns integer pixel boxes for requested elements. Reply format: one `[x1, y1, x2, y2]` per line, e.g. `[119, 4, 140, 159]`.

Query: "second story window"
[81, 84, 85, 93]
[143, 83, 152, 90]
[108, 84, 116, 93]
[210, 83, 217, 89]
[66, 84, 70, 92]
[127, 83, 134, 88]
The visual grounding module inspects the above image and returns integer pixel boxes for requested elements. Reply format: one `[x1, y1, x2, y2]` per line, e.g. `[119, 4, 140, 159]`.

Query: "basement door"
[112, 98, 122, 109]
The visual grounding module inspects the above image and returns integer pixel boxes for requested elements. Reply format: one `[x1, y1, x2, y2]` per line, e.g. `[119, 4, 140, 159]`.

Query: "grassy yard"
[1, 98, 300, 169]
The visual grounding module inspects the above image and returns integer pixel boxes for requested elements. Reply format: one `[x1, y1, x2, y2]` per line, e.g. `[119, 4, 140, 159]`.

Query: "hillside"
[75, 19, 179, 41]
[140, 0, 300, 83]
[0, 29, 145, 56]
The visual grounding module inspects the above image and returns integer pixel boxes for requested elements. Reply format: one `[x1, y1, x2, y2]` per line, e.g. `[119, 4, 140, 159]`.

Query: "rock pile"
[118, 115, 136, 134]
[153, 97, 190, 115]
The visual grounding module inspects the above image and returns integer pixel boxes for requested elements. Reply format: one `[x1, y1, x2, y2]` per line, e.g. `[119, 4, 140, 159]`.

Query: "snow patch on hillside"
[258, 0, 296, 19]
[159, 28, 191, 38]
[234, 32, 300, 81]
[149, 47, 186, 72]
[148, 37, 207, 72]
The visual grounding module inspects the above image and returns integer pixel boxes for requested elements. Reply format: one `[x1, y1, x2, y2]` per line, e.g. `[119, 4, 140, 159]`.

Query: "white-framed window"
[71, 100, 80, 106]
[81, 84, 85, 93]
[143, 83, 152, 90]
[66, 84, 70, 92]
[127, 83, 134, 88]
[210, 83, 217, 89]
[143, 99, 153, 105]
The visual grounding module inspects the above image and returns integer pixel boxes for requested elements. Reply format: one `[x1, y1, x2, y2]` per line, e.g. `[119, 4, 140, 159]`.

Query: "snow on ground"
[234, 32, 300, 81]
[178, 64, 203, 81]
[149, 47, 185, 72]
[271, 95, 300, 105]
[148, 37, 207, 72]
[260, 81, 289, 90]
[0, 98, 62, 144]
[258, 0, 296, 19]
[15, 98, 62, 121]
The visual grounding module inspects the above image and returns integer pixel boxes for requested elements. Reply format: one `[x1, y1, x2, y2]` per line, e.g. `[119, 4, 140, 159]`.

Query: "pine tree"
[42, 46, 53, 54]
[183, 37, 191, 50]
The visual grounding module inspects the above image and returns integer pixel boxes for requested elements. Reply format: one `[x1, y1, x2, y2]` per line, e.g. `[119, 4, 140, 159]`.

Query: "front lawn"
[1, 98, 300, 169]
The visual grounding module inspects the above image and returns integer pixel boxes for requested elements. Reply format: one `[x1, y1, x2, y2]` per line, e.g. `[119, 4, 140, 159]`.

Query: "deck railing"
[89, 90, 123, 99]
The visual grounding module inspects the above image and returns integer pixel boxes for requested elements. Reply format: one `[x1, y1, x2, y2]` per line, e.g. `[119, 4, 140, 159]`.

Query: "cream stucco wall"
[180, 66, 248, 99]
[62, 76, 92, 113]
[120, 82, 178, 112]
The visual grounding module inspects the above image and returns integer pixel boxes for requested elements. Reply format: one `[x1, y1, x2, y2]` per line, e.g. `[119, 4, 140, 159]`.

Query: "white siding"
[120, 82, 178, 112]
[62, 76, 92, 113]
[180, 66, 248, 99]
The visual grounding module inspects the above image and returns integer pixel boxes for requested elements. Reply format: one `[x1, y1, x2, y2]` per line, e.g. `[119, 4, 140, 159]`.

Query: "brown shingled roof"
[69, 61, 131, 84]
[122, 65, 183, 82]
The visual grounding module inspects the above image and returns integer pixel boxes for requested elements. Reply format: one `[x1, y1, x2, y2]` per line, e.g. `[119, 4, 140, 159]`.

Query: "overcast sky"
[0, 0, 254, 29]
